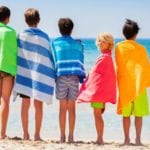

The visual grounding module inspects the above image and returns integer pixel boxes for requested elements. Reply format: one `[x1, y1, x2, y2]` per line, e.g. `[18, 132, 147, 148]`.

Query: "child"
[78, 33, 116, 144]
[0, 6, 18, 139]
[13, 8, 55, 141]
[52, 18, 86, 143]
[115, 19, 150, 145]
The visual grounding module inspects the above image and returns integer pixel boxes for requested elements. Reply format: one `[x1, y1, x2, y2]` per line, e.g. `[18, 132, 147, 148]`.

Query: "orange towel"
[115, 40, 150, 114]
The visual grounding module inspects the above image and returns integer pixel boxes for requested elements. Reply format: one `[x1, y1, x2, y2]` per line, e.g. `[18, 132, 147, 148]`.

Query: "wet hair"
[96, 32, 114, 50]
[123, 19, 140, 39]
[58, 18, 74, 35]
[0, 6, 10, 22]
[24, 8, 40, 26]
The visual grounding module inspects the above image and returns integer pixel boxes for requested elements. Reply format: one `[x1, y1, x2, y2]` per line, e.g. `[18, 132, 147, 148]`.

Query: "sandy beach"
[0, 138, 150, 150]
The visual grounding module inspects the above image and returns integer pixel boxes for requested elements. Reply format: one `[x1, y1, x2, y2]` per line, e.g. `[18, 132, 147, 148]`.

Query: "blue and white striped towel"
[13, 28, 55, 104]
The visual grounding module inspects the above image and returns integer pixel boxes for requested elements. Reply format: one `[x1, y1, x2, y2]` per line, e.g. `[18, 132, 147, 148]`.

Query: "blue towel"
[13, 28, 55, 104]
[52, 35, 86, 83]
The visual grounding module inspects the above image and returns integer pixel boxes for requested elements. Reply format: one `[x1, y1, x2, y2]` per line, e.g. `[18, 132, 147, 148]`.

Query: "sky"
[1, 0, 150, 38]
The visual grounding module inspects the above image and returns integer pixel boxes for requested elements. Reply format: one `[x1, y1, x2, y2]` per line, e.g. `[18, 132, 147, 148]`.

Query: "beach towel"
[13, 28, 55, 104]
[0, 22, 18, 75]
[78, 50, 116, 104]
[115, 40, 150, 114]
[52, 35, 86, 83]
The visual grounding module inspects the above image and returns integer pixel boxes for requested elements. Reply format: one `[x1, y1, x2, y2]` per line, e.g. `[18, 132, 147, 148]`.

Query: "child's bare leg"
[0, 78, 1, 105]
[68, 100, 76, 143]
[123, 117, 130, 145]
[135, 117, 142, 145]
[0, 76, 14, 139]
[34, 100, 43, 141]
[93, 108, 104, 144]
[59, 100, 67, 142]
[21, 98, 30, 140]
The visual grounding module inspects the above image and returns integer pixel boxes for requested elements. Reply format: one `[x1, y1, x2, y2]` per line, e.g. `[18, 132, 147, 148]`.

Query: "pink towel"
[78, 50, 116, 104]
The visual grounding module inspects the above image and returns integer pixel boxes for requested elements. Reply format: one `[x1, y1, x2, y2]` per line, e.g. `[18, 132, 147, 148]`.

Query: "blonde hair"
[96, 32, 114, 50]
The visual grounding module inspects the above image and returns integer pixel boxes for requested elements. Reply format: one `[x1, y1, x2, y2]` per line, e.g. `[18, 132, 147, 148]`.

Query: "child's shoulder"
[116, 40, 126, 47]
[53, 36, 75, 44]
[2, 24, 16, 35]
[135, 41, 145, 49]
[96, 55, 107, 64]
[117, 40, 144, 48]
[22, 28, 50, 41]
[53, 36, 63, 42]
[96, 53, 112, 65]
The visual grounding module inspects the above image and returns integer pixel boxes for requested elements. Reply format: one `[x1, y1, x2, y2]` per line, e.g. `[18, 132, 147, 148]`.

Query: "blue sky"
[1, 0, 150, 38]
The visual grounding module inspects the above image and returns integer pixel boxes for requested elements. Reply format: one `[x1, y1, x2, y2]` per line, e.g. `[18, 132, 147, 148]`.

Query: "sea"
[8, 38, 150, 142]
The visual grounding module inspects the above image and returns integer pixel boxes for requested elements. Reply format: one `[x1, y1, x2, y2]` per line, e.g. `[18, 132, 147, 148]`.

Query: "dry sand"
[0, 138, 150, 150]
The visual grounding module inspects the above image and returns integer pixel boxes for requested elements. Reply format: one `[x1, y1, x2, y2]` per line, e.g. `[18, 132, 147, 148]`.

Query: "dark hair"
[123, 19, 140, 39]
[58, 18, 74, 35]
[24, 8, 40, 26]
[0, 6, 10, 22]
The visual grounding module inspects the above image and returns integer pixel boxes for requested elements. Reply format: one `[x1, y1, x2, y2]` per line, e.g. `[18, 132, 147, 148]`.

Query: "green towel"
[0, 22, 18, 76]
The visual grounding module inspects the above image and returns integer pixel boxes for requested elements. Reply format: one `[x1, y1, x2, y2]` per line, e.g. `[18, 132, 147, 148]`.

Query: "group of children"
[0, 5, 150, 145]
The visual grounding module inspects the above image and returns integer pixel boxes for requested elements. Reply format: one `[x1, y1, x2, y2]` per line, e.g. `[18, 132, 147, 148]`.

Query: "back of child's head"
[123, 19, 140, 39]
[24, 8, 40, 26]
[0, 6, 10, 22]
[96, 33, 114, 50]
[58, 18, 74, 35]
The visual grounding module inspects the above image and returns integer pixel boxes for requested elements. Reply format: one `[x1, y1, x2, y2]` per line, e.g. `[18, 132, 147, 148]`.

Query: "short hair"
[96, 33, 114, 50]
[58, 18, 74, 35]
[24, 8, 40, 26]
[123, 19, 140, 39]
[0, 6, 10, 22]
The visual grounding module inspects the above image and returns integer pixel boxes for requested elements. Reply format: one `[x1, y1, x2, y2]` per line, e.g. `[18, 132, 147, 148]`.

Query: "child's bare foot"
[23, 133, 30, 140]
[95, 137, 104, 145]
[34, 137, 43, 141]
[60, 136, 66, 143]
[135, 138, 143, 146]
[123, 138, 130, 145]
[34, 134, 43, 141]
[95, 140, 104, 145]
[0, 134, 7, 140]
[68, 135, 74, 143]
